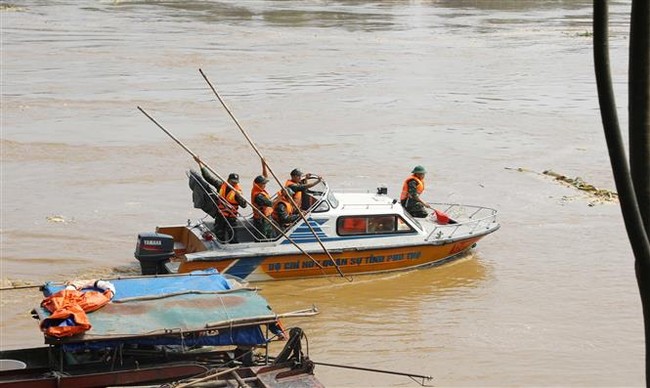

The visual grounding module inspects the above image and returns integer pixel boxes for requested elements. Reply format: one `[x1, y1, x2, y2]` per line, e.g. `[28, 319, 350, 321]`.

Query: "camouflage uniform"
[252, 191, 275, 239]
[200, 166, 247, 242]
[402, 178, 428, 218]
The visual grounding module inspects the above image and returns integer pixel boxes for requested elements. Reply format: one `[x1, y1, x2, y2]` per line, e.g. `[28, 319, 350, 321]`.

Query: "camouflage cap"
[254, 175, 269, 184]
[411, 165, 427, 174]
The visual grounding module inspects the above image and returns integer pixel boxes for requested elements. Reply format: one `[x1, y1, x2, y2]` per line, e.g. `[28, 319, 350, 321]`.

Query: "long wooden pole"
[137, 106, 327, 272]
[0, 284, 44, 291]
[198, 69, 350, 281]
[174, 366, 240, 388]
[313, 361, 433, 386]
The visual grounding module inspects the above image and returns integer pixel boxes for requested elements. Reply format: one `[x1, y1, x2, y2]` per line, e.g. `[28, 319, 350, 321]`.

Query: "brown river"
[0, 0, 641, 386]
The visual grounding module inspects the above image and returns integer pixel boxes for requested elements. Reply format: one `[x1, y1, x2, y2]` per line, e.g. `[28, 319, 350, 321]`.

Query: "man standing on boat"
[400, 165, 432, 218]
[251, 159, 275, 239]
[285, 168, 322, 210]
[195, 157, 247, 242]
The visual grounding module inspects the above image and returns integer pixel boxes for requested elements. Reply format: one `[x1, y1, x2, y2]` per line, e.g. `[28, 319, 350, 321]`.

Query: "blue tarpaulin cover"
[37, 270, 273, 347]
[42, 268, 232, 299]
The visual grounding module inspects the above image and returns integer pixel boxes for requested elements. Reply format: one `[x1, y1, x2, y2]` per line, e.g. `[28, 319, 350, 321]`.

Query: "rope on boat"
[111, 287, 259, 303]
[267, 329, 434, 386]
[198, 69, 352, 282]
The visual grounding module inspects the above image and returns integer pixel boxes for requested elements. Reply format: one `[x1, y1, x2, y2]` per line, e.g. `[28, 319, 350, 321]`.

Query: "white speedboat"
[134, 173, 500, 282]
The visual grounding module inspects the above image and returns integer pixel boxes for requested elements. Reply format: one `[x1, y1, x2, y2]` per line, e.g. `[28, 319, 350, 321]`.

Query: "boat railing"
[188, 171, 334, 245]
[425, 203, 499, 241]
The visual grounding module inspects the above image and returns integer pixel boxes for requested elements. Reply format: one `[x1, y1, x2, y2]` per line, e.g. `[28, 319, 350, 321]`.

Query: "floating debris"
[506, 167, 618, 205]
[542, 170, 618, 203]
[0, 4, 23, 12]
[46, 215, 75, 223]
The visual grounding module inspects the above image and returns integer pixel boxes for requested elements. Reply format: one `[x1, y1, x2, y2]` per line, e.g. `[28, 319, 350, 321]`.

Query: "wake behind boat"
[134, 174, 500, 282]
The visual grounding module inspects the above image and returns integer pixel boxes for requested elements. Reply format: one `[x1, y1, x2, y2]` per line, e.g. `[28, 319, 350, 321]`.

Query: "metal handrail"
[188, 171, 331, 244]
[425, 203, 498, 241]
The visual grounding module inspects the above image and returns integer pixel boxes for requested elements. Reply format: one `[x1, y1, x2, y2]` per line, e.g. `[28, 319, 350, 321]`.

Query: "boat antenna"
[198, 68, 352, 282]
[137, 106, 331, 273]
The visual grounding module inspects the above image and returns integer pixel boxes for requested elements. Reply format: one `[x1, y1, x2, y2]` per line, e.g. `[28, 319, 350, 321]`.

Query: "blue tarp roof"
[43, 268, 232, 300]
[37, 270, 277, 345]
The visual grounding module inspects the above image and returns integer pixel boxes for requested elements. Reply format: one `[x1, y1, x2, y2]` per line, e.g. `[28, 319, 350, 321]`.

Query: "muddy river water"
[0, 1, 641, 386]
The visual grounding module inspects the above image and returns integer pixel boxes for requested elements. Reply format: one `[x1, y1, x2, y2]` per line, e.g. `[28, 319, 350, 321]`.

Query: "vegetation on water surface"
[505, 167, 619, 204]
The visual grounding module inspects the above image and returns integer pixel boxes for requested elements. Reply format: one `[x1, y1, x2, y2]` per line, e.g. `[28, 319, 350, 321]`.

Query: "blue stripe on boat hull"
[223, 257, 266, 279]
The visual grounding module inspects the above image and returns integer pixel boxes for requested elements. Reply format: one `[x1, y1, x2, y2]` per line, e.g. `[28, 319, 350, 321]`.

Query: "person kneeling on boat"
[195, 158, 247, 243]
[273, 187, 301, 228]
[400, 165, 432, 218]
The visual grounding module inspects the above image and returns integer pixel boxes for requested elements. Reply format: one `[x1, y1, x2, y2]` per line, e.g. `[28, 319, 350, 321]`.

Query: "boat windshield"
[327, 190, 339, 208]
[305, 180, 334, 213]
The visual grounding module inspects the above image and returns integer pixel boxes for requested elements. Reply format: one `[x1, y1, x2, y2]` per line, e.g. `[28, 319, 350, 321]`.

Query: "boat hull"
[178, 236, 484, 281]
[0, 363, 209, 388]
[1, 272, 322, 388]
[139, 187, 500, 282]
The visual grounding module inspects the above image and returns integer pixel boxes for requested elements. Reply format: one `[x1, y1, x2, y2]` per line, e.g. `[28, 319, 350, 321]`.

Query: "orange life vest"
[272, 197, 295, 225]
[218, 182, 242, 218]
[284, 179, 302, 206]
[40, 288, 114, 338]
[251, 184, 273, 219]
[400, 175, 425, 201]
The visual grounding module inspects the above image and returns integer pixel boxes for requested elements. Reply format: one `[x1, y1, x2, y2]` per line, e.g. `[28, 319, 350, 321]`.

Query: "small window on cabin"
[328, 192, 339, 208]
[367, 216, 396, 234]
[312, 201, 330, 213]
[312, 200, 330, 213]
[397, 216, 413, 232]
[337, 216, 367, 235]
[338, 215, 414, 236]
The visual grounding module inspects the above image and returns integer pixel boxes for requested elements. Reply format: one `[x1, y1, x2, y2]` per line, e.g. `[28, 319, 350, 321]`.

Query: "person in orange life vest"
[285, 168, 322, 210]
[251, 159, 275, 239]
[195, 157, 247, 242]
[400, 165, 432, 218]
[273, 187, 301, 228]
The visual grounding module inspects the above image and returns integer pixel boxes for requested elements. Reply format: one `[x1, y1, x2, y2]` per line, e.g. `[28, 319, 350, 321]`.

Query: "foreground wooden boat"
[0, 270, 322, 387]
[134, 174, 500, 281]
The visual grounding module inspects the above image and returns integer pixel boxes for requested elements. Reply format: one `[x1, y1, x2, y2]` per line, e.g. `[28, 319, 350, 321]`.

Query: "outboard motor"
[134, 232, 175, 275]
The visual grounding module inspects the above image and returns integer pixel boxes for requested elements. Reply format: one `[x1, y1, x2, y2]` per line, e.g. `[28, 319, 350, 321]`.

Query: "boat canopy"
[35, 270, 281, 349]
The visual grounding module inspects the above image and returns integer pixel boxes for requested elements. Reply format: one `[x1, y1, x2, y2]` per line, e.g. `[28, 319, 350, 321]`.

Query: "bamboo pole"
[137, 106, 329, 273]
[313, 361, 433, 386]
[198, 69, 350, 281]
[0, 284, 43, 291]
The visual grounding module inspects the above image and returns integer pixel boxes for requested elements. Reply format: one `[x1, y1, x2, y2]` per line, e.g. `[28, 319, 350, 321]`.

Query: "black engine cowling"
[134, 232, 175, 275]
